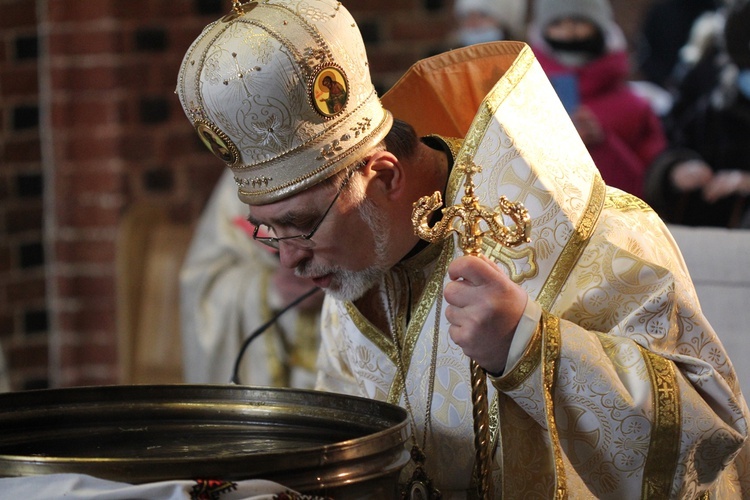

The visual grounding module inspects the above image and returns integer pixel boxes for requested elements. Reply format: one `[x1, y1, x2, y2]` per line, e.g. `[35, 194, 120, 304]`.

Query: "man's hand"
[444, 254, 527, 374]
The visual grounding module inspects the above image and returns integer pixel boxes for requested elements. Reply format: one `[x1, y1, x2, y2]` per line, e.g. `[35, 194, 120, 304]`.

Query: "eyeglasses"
[252, 163, 362, 250]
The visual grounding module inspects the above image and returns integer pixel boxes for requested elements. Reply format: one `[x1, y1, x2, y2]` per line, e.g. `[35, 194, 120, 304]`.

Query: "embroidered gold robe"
[315, 42, 750, 498]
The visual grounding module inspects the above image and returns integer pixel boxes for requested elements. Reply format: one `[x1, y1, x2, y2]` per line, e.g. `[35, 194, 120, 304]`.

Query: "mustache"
[295, 260, 337, 279]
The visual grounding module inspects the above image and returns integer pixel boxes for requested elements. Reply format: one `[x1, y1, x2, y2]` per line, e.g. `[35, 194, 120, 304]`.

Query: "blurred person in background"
[644, 1, 750, 228]
[527, 0, 668, 199]
[180, 169, 322, 387]
[450, 0, 528, 47]
[635, 0, 718, 91]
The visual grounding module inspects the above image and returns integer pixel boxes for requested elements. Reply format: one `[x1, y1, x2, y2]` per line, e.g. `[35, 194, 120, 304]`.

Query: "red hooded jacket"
[534, 49, 667, 198]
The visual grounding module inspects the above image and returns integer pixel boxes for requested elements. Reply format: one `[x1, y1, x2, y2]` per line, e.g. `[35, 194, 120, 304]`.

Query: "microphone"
[229, 286, 321, 385]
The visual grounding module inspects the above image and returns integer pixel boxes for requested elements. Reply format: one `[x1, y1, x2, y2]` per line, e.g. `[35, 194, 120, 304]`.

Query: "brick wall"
[1, 0, 48, 390]
[0, 0, 653, 391]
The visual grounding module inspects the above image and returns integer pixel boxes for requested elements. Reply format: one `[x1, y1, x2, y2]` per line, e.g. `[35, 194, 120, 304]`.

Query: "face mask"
[543, 31, 606, 58]
[458, 26, 505, 46]
[738, 69, 750, 100]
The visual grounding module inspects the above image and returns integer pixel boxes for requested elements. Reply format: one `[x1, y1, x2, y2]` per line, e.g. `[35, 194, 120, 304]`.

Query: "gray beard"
[296, 197, 390, 302]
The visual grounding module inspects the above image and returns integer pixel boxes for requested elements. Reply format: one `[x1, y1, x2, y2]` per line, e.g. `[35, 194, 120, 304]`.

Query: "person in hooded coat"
[528, 0, 667, 199]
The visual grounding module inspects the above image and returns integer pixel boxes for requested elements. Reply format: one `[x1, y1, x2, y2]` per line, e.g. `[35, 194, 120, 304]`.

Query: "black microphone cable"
[229, 286, 321, 385]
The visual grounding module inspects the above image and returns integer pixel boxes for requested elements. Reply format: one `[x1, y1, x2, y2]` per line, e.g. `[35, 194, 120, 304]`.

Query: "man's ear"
[363, 150, 403, 199]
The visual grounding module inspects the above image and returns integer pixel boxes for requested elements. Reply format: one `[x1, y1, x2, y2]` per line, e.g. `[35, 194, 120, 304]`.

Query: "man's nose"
[277, 241, 311, 269]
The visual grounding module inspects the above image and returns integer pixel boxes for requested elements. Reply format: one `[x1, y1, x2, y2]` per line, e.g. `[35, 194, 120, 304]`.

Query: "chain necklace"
[384, 272, 443, 500]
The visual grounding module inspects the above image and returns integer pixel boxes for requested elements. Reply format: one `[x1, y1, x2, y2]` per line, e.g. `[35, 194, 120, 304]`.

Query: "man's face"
[247, 175, 392, 302]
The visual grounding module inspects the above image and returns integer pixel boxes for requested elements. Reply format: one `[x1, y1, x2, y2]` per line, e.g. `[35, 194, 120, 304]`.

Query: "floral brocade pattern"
[315, 44, 750, 498]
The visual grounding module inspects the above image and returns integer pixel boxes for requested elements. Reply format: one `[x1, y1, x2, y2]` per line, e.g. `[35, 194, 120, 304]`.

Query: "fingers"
[703, 171, 743, 203]
[443, 254, 527, 374]
[671, 160, 713, 191]
[447, 254, 499, 285]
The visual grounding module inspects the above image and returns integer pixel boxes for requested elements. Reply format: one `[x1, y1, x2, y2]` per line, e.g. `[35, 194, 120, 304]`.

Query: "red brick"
[368, 50, 425, 75]
[51, 98, 123, 128]
[118, 0, 193, 20]
[6, 341, 48, 370]
[56, 274, 115, 299]
[63, 134, 119, 162]
[48, 29, 123, 57]
[47, 0, 115, 24]
[0, 66, 39, 98]
[113, 0, 150, 19]
[55, 201, 121, 229]
[57, 307, 116, 334]
[0, 312, 15, 338]
[390, 17, 454, 43]
[59, 341, 117, 365]
[185, 163, 223, 198]
[119, 59, 176, 89]
[163, 128, 201, 159]
[58, 169, 124, 196]
[151, 0, 201, 19]
[119, 132, 156, 162]
[54, 239, 117, 264]
[0, 242, 11, 272]
[6, 205, 43, 234]
[6, 276, 46, 304]
[51, 65, 120, 93]
[350, 0, 416, 13]
[0, 1, 37, 30]
[3, 136, 42, 163]
[0, 171, 10, 198]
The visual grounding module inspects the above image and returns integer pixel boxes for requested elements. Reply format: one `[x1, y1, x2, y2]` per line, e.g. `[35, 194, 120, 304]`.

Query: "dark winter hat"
[725, 1, 750, 68]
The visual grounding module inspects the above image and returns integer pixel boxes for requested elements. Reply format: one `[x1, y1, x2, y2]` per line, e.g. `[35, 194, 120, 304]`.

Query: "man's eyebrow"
[245, 213, 261, 227]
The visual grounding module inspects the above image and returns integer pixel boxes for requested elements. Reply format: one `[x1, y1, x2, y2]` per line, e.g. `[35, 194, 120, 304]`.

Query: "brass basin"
[0, 385, 410, 498]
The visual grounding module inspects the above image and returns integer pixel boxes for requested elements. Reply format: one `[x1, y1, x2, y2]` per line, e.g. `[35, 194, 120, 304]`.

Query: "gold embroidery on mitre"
[315, 117, 373, 161]
[639, 345, 681, 499]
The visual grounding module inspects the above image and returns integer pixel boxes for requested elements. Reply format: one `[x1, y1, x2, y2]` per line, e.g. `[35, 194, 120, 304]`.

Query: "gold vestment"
[316, 42, 750, 498]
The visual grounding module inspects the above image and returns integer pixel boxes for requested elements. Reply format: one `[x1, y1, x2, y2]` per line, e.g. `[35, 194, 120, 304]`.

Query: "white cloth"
[180, 170, 319, 388]
[0, 474, 312, 500]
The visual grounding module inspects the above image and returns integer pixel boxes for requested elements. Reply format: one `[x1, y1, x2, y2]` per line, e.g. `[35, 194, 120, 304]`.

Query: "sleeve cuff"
[488, 299, 542, 377]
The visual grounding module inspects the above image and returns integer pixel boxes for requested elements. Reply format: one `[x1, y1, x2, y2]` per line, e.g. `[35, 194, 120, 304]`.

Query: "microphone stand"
[229, 286, 321, 385]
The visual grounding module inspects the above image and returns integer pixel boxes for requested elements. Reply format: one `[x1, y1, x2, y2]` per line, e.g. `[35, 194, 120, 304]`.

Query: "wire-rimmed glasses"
[251, 162, 362, 250]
